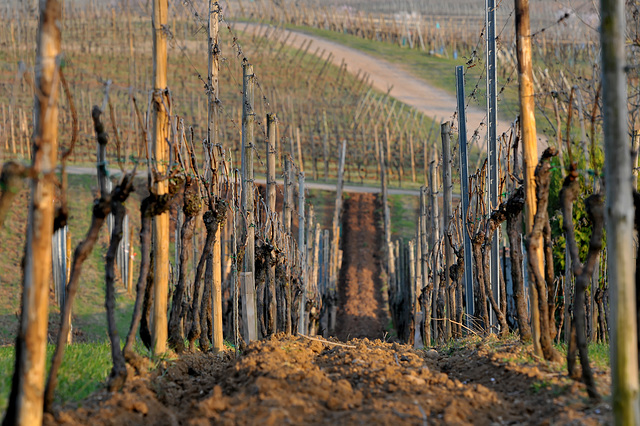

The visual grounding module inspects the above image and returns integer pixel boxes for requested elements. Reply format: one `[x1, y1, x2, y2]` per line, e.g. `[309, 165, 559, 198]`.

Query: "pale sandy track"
[236, 22, 548, 155]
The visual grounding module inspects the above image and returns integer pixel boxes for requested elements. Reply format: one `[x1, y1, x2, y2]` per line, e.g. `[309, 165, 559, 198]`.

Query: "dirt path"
[47, 335, 611, 425]
[238, 23, 550, 156]
[239, 23, 514, 137]
[335, 193, 387, 341]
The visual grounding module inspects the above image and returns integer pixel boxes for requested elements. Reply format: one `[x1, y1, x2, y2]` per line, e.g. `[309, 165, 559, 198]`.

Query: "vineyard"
[0, 0, 639, 424]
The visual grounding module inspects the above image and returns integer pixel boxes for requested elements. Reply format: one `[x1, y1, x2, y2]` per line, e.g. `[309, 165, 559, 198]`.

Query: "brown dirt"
[44, 191, 611, 424]
[45, 334, 611, 425]
[336, 193, 387, 341]
[40, 179, 612, 425]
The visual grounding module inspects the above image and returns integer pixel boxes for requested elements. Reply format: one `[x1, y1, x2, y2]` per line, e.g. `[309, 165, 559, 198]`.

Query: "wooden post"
[322, 110, 329, 180]
[424, 118, 436, 184]
[332, 138, 347, 277]
[4, 0, 61, 423]
[310, 224, 321, 335]
[266, 113, 277, 335]
[241, 61, 257, 343]
[127, 224, 134, 294]
[328, 139, 347, 334]
[240, 272, 257, 342]
[632, 132, 639, 187]
[429, 149, 440, 343]
[283, 155, 293, 333]
[207, 0, 220, 149]
[321, 229, 330, 336]
[409, 131, 416, 183]
[385, 125, 392, 180]
[211, 214, 223, 351]
[379, 131, 391, 255]
[409, 237, 419, 346]
[296, 126, 304, 173]
[9, 104, 15, 156]
[65, 229, 72, 345]
[207, 0, 223, 353]
[515, 0, 542, 356]
[151, 0, 170, 356]
[420, 186, 430, 346]
[441, 122, 454, 340]
[297, 172, 306, 333]
[601, 0, 640, 418]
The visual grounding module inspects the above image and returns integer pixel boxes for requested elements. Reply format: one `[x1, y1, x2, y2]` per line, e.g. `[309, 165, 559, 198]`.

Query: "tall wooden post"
[207, 0, 220, 151]
[420, 186, 430, 346]
[378, 129, 391, 261]
[310, 224, 320, 335]
[601, 0, 640, 419]
[429, 149, 440, 343]
[322, 110, 329, 180]
[283, 155, 293, 333]
[326, 138, 347, 333]
[515, 0, 542, 356]
[296, 127, 304, 173]
[151, 0, 170, 356]
[128, 225, 134, 294]
[4, 0, 61, 424]
[408, 239, 416, 344]
[441, 122, 454, 339]
[266, 113, 277, 335]
[297, 172, 307, 333]
[207, 1, 223, 353]
[241, 62, 257, 342]
[414, 228, 422, 347]
[331, 139, 347, 282]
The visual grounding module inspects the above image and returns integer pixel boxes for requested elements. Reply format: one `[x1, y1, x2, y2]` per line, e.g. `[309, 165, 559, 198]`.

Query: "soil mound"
[46, 335, 611, 425]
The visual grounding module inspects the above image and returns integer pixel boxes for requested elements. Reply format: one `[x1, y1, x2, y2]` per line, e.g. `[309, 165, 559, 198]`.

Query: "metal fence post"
[486, 0, 500, 326]
[455, 66, 475, 328]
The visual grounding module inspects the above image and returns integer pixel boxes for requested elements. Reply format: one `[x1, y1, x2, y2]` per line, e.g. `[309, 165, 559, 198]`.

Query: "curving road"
[237, 23, 515, 137]
[237, 23, 548, 156]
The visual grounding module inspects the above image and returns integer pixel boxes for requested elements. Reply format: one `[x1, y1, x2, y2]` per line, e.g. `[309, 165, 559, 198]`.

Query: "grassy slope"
[0, 343, 112, 411]
[0, 174, 148, 412]
[0, 175, 139, 345]
[284, 24, 559, 138]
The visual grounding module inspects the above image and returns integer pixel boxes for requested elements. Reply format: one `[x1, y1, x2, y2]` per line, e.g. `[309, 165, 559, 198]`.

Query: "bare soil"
[44, 191, 612, 425]
[336, 193, 387, 341]
[45, 334, 611, 425]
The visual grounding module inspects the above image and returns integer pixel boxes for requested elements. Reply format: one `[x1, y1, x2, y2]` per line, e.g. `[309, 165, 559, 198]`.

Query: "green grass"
[587, 342, 611, 369]
[555, 341, 610, 370]
[0, 174, 140, 345]
[388, 193, 419, 240]
[280, 24, 562, 139]
[0, 343, 113, 413]
[437, 333, 610, 371]
[0, 338, 158, 414]
[287, 25, 465, 94]
[0, 174, 145, 413]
